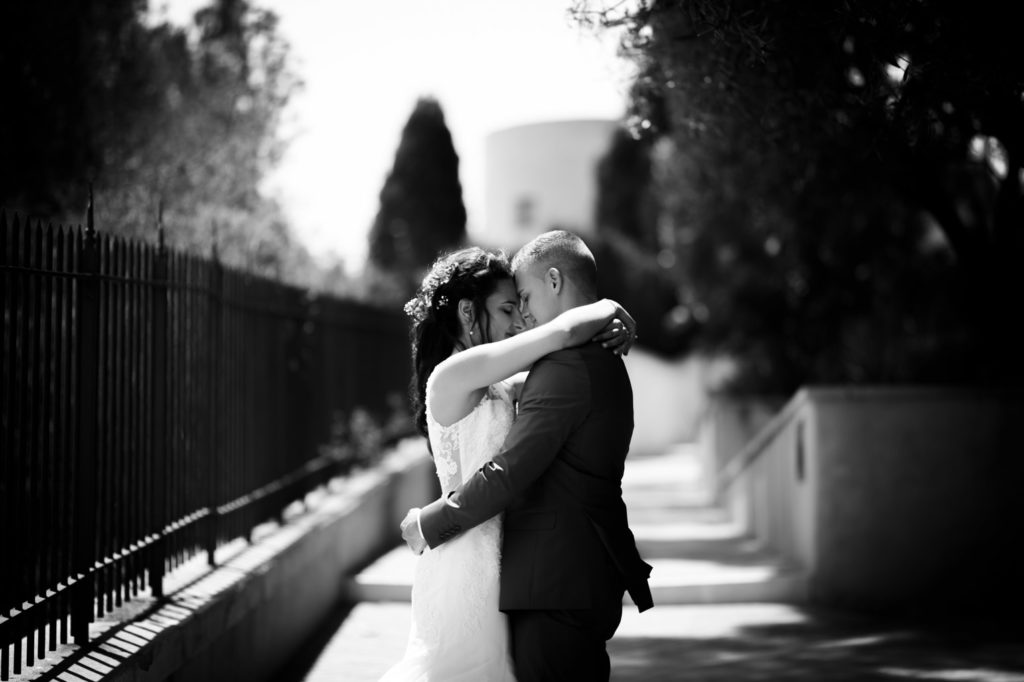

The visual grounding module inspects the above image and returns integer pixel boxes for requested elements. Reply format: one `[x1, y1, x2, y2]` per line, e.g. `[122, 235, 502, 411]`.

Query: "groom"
[401, 229, 653, 680]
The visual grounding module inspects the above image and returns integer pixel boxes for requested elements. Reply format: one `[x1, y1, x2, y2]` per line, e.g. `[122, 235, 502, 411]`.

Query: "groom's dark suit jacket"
[419, 342, 654, 613]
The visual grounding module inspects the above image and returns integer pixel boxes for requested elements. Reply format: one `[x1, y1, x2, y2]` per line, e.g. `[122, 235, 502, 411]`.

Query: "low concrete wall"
[702, 393, 787, 495]
[719, 392, 816, 574]
[622, 351, 708, 456]
[27, 439, 436, 682]
[811, 388, 1024, 612]
[721, 387, 1024, 614]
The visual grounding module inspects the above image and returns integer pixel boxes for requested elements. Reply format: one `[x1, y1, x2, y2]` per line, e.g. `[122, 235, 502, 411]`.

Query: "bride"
[379, 246, 635, 681]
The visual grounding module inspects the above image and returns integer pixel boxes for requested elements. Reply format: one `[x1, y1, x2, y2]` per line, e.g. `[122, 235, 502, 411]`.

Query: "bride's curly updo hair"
[405, 246, 513, 438]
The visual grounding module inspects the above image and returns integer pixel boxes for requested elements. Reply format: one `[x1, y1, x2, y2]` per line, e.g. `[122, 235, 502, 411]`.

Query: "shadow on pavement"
[273, 600, 357, 682]
[609, 611, 1024, 682]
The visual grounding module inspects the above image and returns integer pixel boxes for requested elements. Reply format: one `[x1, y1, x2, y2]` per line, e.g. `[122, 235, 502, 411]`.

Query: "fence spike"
[86, 184, 95, 236]
[0, 210, 6, 266]
[157, 199, 165, 251]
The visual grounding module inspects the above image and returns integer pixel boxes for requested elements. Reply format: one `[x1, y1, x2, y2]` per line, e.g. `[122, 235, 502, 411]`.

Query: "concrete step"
[643, 556, 807, 605]
[623, 486, 717, 512]
[348, 543, 808, 606]
[629, 503, 754, 558]
[346, 546, 416, 602]
[636, 533, 779, 562]
[625, 498, 729, 523]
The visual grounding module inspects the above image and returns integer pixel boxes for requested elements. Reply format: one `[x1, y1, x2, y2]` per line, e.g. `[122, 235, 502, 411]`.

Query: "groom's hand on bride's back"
[401, 508, 427, 555]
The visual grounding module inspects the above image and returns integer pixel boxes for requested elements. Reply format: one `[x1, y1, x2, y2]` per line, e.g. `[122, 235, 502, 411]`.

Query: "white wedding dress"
[379, 379, 517, 682]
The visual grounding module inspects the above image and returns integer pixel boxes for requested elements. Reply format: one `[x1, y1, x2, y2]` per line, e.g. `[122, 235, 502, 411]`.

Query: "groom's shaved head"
[512, 230, 598, 299]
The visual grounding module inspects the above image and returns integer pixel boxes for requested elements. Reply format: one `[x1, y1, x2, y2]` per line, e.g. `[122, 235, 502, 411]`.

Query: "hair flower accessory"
[403, 296, 429, 322]
[403, 259, 460, 323]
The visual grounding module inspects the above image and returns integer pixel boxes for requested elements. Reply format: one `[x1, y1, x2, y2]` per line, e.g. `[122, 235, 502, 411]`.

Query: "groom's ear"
[545, 267, 563, 294]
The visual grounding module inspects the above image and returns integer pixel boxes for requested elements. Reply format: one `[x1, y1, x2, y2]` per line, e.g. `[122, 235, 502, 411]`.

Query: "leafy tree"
[365, 97, 467, 303]
[0, 0, 305, 280]
[573, 0, 1023, 393]
[589, 127, 693, 356]
[586, 230, 694, 357]
[595, 127, 660, 251]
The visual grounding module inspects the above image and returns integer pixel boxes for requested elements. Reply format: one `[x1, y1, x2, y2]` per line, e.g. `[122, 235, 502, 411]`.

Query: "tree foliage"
[365, 97, 468, 304]
[595, 127, 660, 251]
[573, 0, 1023, 393]
[589, 127, 693, 356]
[0, 0, 308, 280]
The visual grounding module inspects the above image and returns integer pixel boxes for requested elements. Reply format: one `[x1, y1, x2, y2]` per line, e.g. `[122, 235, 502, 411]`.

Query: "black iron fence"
[0, 204, 412, 679]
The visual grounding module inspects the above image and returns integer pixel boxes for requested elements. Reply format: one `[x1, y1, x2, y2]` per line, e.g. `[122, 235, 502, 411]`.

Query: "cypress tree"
[366, 97, 467, 300]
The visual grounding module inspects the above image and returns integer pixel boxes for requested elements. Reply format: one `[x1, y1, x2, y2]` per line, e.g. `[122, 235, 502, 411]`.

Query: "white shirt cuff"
[414, 507, 425, 541]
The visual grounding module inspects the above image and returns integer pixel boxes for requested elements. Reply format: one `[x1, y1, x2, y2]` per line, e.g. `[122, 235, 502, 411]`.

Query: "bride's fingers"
[598, 334, 632, 356]
[594, 319, 628, 342]
[596, 329, 627, 346]
[594, 329, 623, 343]
[593, 317, 638, 355]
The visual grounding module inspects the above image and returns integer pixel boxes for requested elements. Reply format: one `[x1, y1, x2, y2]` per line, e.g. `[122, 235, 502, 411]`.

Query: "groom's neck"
[559, 289, 597, 313]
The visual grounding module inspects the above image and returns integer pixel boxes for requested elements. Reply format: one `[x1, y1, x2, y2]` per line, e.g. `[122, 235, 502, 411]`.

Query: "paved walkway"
[277, 446, 1024, 682]
[281, 601, 1024, 681]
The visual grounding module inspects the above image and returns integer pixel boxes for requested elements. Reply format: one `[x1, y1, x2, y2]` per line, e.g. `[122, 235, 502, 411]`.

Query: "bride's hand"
[401, 508, 427, 555]
[593, 307, 637, 356]
[560, 298, 637, 354]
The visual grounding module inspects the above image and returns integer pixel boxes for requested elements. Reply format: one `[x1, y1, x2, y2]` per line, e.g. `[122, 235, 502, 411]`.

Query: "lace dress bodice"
[426, 380, 516, 493]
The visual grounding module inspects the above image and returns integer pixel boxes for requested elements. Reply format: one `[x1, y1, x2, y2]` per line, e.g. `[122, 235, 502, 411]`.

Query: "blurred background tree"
[586, 127, 694, 356]
[573, 0, 1023, 394]
[364, 97, 468, 305]
[0, 0, 317, 283]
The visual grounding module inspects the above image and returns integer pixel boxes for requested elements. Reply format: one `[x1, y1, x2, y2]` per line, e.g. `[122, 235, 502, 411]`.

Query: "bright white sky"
[157, 0, 634, 272]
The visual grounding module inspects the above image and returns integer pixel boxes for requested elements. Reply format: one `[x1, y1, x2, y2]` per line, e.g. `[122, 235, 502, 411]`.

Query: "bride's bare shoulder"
[427, 372, 487, 428]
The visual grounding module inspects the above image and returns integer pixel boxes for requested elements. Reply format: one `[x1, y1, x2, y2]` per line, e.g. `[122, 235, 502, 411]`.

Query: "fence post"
[205, 232, 223, 567]
[72, 190, 100, 644]
[149, 208, 168, 598]
[1, 209, 14, 680]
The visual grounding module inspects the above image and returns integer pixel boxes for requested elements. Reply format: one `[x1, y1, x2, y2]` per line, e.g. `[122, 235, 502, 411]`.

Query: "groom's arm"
[417, 349, 589, 549]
